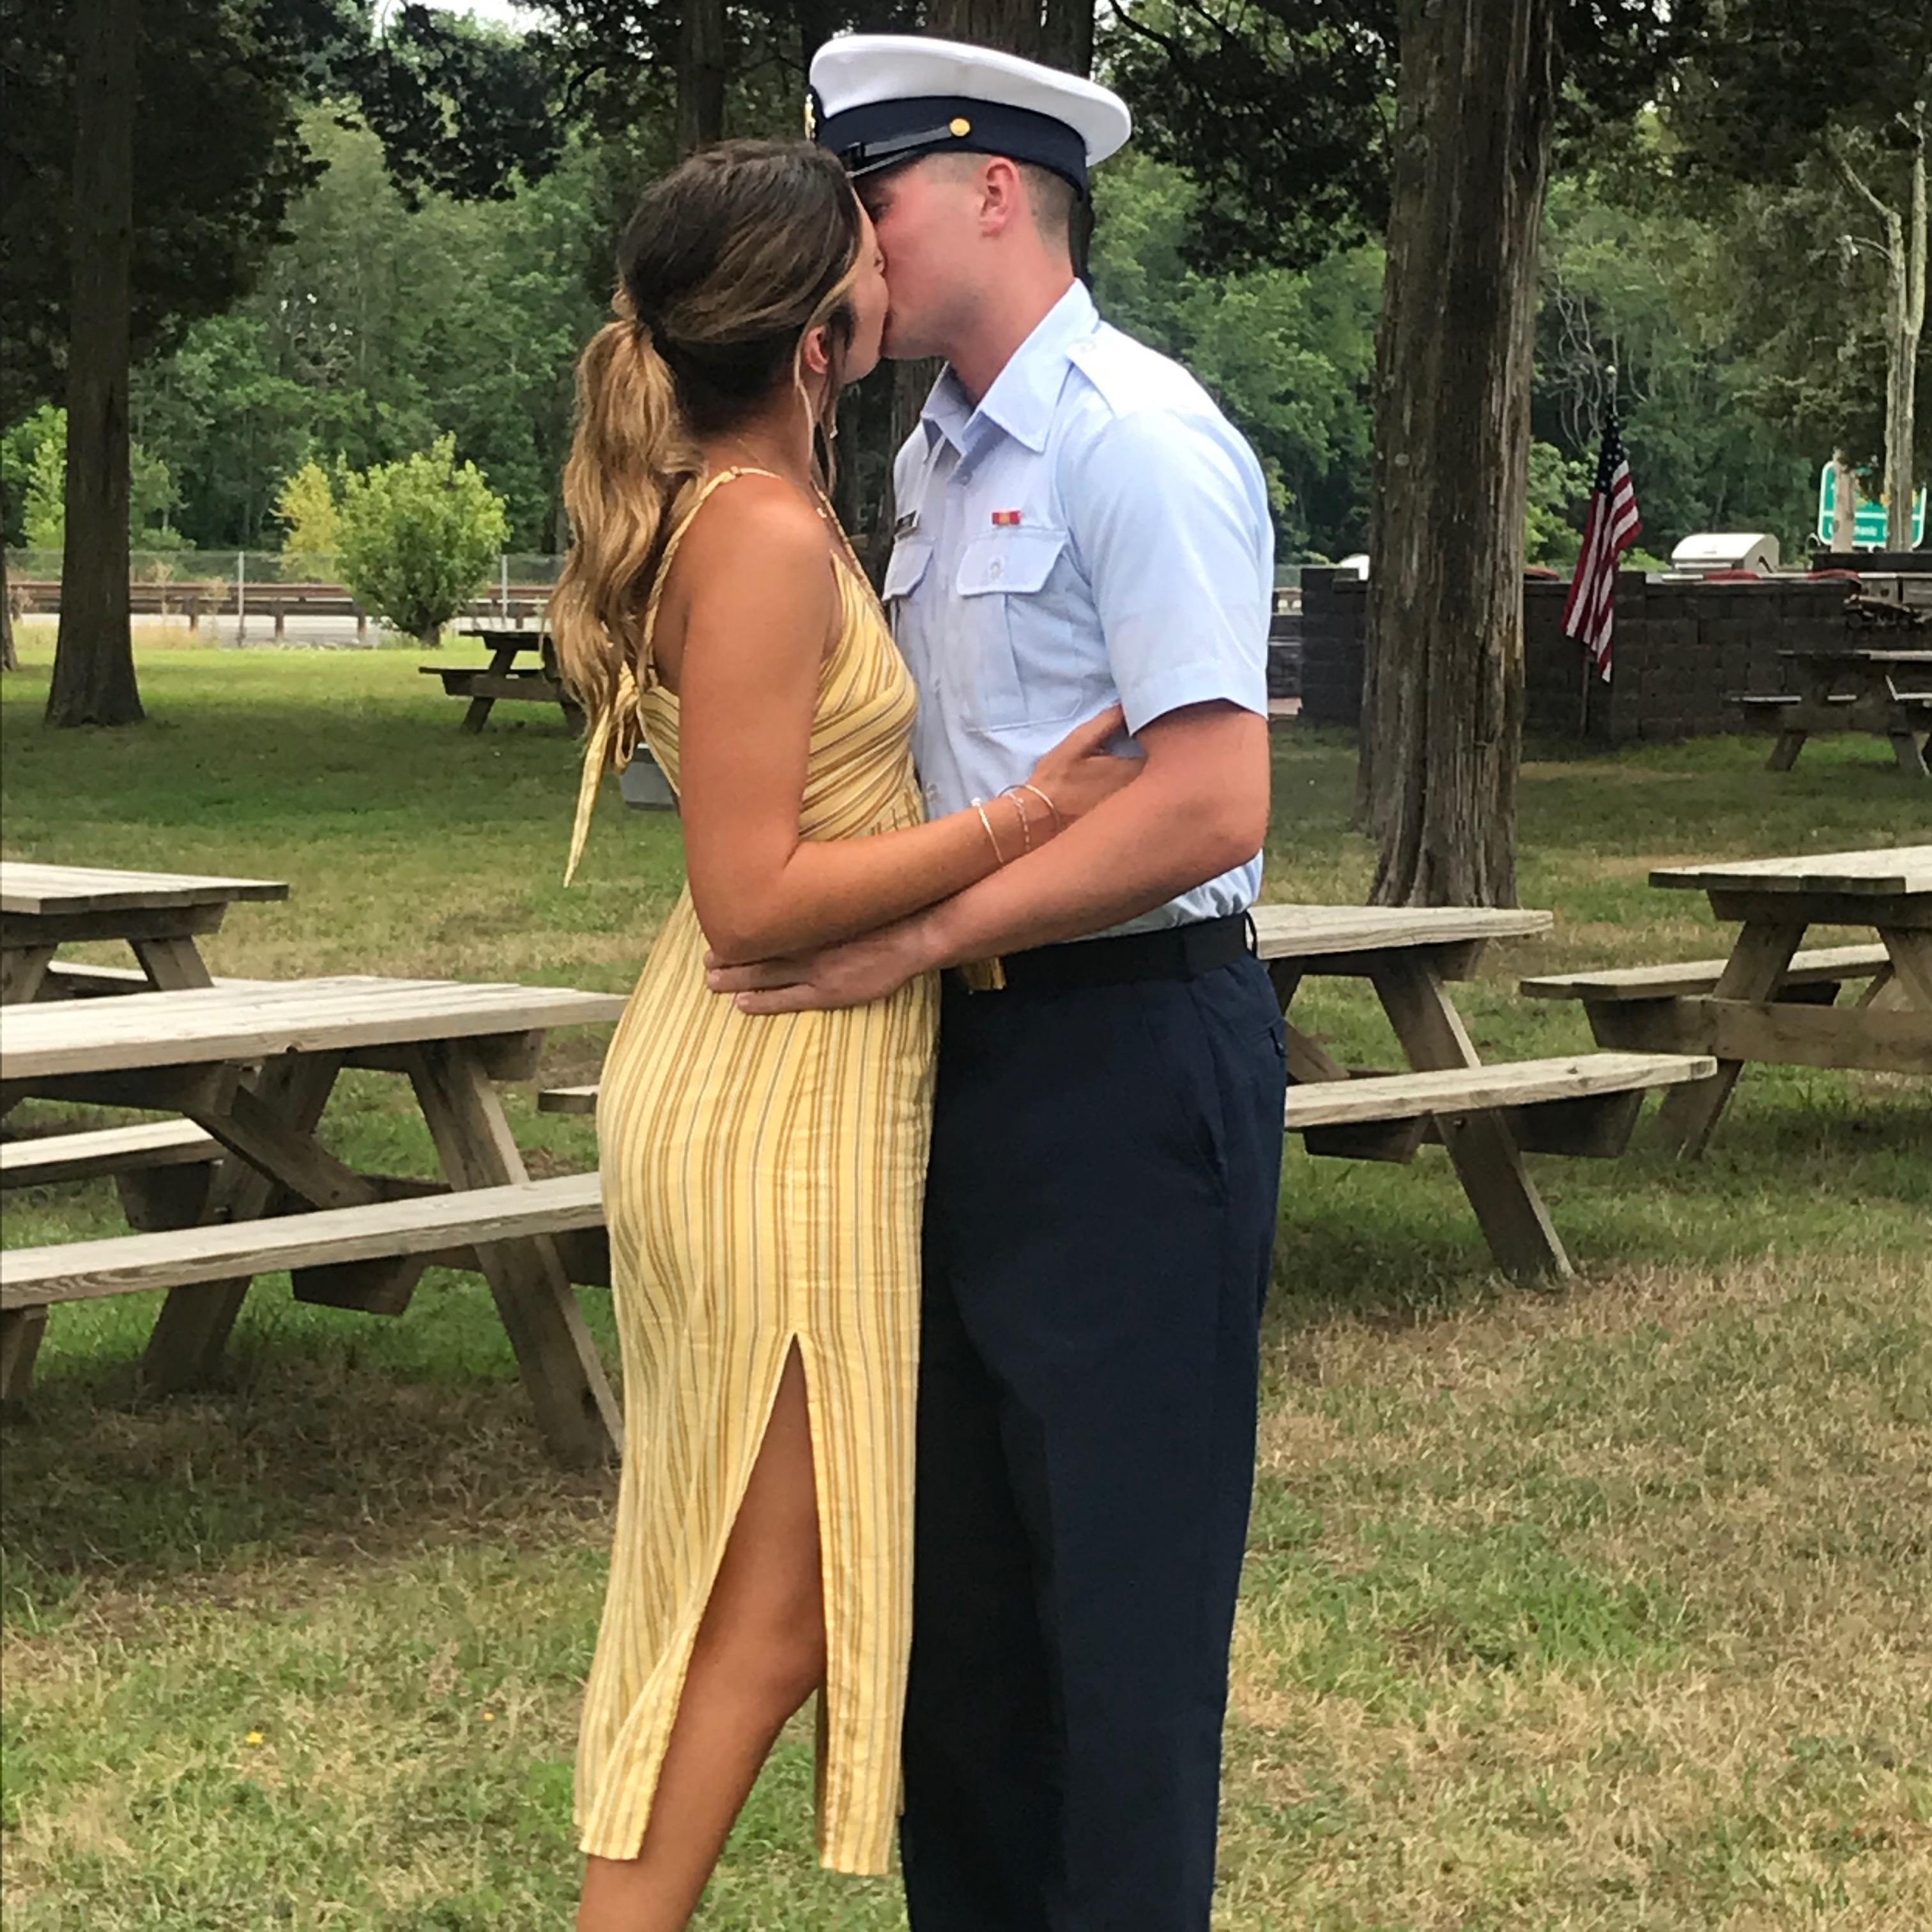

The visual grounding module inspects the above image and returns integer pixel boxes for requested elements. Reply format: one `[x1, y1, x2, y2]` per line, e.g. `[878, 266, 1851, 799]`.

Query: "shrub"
[335, 436, 508, 646]
[275, 459, 342, 579]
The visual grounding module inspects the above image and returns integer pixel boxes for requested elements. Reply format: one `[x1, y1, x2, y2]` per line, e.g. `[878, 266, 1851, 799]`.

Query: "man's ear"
[977, 155, 1023, 236]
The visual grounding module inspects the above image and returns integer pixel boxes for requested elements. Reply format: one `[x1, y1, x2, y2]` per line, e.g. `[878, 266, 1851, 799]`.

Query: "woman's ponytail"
[549, 302, 700, 735]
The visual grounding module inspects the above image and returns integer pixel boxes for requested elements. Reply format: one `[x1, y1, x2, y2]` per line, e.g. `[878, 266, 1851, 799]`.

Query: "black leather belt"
[951, 913, 1252, 994]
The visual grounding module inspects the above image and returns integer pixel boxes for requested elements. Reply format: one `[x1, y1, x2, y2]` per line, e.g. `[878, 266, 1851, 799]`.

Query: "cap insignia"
[804, 92, 818, 140]
[949, 117, 972, 137]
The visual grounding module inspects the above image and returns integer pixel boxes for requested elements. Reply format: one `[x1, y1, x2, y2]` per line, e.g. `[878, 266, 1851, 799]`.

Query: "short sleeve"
[1062, 408, 1273, 735]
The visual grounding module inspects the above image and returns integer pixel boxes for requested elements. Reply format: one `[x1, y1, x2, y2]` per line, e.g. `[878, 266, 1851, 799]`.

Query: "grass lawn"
[3, 634, 1928, 1930]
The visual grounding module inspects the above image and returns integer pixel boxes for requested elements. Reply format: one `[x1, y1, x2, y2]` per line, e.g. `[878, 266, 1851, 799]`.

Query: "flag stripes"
[1561, 406, 1642, 681]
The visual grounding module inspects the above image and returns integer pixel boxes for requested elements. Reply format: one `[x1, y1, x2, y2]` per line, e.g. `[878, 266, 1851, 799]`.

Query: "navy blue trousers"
[900, 954, 1287, 1931]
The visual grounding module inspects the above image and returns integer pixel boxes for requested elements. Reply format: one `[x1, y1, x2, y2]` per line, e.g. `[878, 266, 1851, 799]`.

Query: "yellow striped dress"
[570, 470, 939, 1873]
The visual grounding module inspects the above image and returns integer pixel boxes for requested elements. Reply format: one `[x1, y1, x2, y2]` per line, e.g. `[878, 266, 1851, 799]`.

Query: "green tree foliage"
[128, 110, 607, 551]
[275, 459, 342, 575]
[10, 406, 181, 552]
[0, 0, 329, 429]
[1660, 2, 1928, 544]
[335, 434, 510, 645]
[1108, 0, 1701, 275]
[1524, 440, 1592, 565]
[1091, 153, 1379, 558]
[1535, 171, 1821, 555]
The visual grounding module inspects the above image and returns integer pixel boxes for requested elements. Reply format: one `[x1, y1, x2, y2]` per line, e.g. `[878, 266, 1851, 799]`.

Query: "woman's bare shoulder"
[674, 470, 831, 585]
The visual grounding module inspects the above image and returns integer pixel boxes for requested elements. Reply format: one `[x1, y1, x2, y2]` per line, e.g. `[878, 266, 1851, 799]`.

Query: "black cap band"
[813, 94, 1089, 194]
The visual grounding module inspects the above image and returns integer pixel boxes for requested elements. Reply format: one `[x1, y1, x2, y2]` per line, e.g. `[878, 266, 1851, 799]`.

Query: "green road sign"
[1817, 464, 1927, 548]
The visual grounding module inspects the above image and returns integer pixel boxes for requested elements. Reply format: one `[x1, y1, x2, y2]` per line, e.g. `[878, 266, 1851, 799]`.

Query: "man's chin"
[881, 321, 933, 364]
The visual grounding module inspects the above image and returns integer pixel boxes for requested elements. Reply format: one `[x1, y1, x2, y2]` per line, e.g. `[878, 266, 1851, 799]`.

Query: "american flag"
[1561, 405, 1642, 681]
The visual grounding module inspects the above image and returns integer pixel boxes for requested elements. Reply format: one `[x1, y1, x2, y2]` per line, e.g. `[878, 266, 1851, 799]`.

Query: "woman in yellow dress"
[551, 141, 1135, 1931]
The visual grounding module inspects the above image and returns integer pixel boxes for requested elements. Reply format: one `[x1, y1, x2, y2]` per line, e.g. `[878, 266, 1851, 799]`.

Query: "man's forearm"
[914, 767, 1258, 970]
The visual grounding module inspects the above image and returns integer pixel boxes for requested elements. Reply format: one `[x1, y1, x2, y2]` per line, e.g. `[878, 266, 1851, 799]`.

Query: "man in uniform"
[712, 36, 1287, 1929]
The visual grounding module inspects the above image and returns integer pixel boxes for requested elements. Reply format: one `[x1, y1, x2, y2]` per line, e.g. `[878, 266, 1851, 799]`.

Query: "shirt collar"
[922, 280, 1098, 457]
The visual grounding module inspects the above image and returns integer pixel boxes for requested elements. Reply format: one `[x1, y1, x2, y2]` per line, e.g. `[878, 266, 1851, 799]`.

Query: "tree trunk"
[929, 0, 1044, 56]
[1830, 449, 1859, 550]
[675, 0, 727, 155]
[1883, 119, 1926, 550]
[1041, 0, 1094, 74]
[1, 542, 17, 671]
[47, 0, 142, 729]
[1356, 0, 1558, 906]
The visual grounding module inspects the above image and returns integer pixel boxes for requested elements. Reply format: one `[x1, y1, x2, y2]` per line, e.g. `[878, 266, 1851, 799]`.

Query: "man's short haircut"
[929, 151, 1080, 261]
[1017, 162, 1077, 254]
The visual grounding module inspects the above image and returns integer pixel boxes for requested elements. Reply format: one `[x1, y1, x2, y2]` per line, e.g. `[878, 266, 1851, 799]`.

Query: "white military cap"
[808, 34, 1132, 197]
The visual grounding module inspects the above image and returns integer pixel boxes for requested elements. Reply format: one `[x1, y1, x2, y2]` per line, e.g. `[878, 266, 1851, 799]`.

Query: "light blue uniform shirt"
[883, 281, 1273, 935]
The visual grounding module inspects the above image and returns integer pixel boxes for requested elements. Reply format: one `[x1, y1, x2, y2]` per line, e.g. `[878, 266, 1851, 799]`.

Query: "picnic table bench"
[1731, 647, 1932, 778]
[425, 627, 585, 735]
[1249, 905, 1710, 1277]
[541, 906, 1711, 1282]
[0, 974, 626, 1464]
[1522, 846, 1932, 1156]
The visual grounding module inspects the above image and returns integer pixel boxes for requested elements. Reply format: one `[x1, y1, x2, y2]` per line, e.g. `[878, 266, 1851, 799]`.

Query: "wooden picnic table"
[0, 862, 289, 1004]
[1255, 903, 1614, 1280]
[0, 973, 626, 1464]
[1610, 847, 1932, 1156]
[425, 627, 585, 735]
[1738, 647, 1932, 778]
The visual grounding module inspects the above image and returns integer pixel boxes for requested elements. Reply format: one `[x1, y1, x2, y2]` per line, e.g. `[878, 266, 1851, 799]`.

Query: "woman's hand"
[1026, 705, 1143, 826]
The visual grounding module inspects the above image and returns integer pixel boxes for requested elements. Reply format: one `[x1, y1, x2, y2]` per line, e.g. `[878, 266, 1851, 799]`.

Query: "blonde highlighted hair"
[551, 141, 865, 740]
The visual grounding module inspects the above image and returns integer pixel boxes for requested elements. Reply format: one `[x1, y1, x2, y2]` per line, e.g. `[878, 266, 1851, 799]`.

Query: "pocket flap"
[882, 539, 933, 601]
[956, 530, 1068, 597]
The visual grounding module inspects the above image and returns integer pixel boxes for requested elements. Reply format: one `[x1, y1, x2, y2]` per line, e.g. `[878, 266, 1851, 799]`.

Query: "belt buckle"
[956, 956, 1008, 993]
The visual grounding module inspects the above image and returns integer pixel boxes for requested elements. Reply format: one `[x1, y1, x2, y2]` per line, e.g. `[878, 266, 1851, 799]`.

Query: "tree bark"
[675, 0, 728, 155]
[1, 542, 17, 671]
[1885, 115, 1925, 549]
[1829, 449, 1859, 551]
[1041, 0, 1094, 73]
[1356, 0, 1558, 906]
[47, 0, 142, 728]
[929, 0, 1044, 57]
[1828, 116, 1927, 553]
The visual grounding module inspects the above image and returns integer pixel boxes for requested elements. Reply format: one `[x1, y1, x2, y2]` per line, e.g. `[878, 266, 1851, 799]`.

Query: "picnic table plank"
[2, 1173, 603, 1308]
[1521, 943, 1892, 1002]
[1250, 903, 1552, 959]
[1649, 847, 1932, 896]
[0, 976, 627, 1081]
[1282, 1051, 1715, 1128]
[0, 862, 291, 917]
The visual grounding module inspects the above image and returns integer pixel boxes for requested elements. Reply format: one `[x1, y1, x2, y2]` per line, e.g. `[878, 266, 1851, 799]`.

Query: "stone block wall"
[1299, 569, 1903, 743]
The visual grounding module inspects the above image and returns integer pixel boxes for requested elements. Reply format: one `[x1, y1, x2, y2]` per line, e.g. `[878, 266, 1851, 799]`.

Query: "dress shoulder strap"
[564, 466, 782, 886]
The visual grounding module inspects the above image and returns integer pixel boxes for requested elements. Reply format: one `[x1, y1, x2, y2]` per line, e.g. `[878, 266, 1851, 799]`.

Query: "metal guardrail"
[7, 578, 558, 638]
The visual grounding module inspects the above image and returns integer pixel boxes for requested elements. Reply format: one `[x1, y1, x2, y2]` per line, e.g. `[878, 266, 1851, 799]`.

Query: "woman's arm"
[667, 479, 1124, 967]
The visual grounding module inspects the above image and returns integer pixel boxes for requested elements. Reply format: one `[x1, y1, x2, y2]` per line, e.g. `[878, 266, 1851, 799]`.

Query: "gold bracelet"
[972, 798, 1008, 867]
[1002, 786, 1034, 854]
[1011, 781, 1063, 834]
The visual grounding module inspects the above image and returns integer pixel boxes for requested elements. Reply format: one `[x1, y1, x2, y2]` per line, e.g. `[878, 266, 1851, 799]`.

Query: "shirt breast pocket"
[954, 528, 1092, 733]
